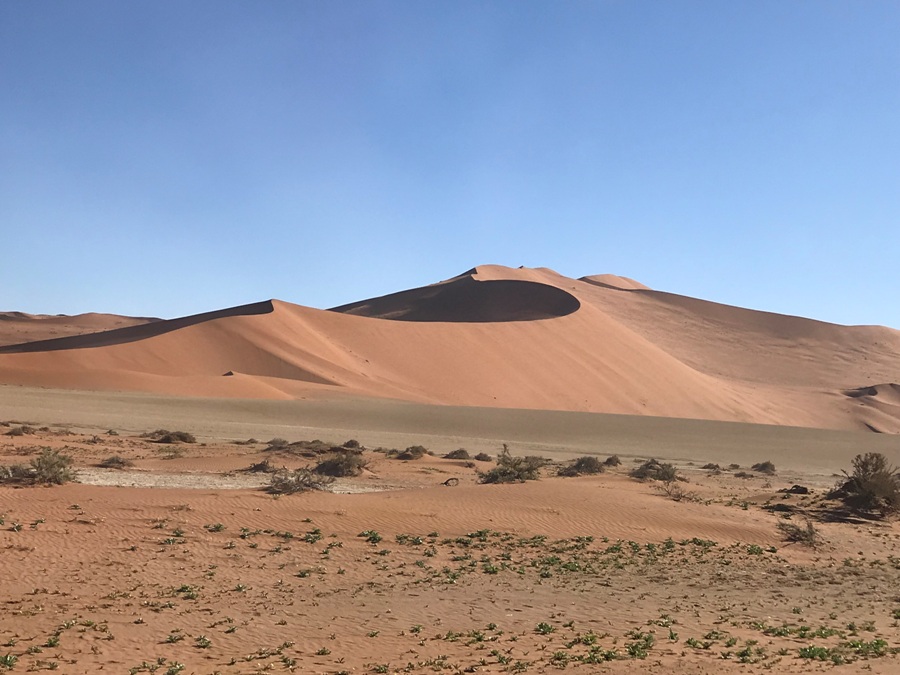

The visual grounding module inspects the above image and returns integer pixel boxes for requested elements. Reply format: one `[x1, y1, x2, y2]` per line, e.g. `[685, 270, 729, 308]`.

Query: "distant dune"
[1, 265, 898, 432]
[0, 311, 159, 347]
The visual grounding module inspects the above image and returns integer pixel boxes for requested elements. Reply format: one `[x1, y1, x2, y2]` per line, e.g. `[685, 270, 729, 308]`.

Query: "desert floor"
[2, 385, 900, 674]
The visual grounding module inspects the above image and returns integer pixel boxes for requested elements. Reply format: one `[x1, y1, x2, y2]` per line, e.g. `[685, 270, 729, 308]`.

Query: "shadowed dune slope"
[0, 301, 273, 353]
[0, 311, 159, 348]
[331, 272, 580, 321]
[0, 265, 898, 432]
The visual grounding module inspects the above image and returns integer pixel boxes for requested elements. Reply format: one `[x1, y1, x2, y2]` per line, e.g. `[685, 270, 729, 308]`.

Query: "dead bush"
[558, 455, 605, 477]
[776, 519, 820, 547]
[244, 459, 277, 473]
[396, 445, 428, 460]
[751, 460, 776, 475]
[142, 429, 196, 444]
[267, 468, 333, 495]
[443, 448, 471, 460]
[314, 450, 368, 477]
[603, 455, 622, 467]
[6, 425, 36, 437]
[630, 459, 679, 482]
[473, 452, 492, 462]
[98, 456, 133, 469]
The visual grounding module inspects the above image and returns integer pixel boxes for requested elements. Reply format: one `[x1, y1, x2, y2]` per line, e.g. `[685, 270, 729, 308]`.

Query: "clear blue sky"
[2, 1, 898, 327]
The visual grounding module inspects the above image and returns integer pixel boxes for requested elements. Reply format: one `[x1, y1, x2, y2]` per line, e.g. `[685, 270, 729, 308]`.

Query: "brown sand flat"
[0, 265, 898, 433]
[1, 421, 900, 673]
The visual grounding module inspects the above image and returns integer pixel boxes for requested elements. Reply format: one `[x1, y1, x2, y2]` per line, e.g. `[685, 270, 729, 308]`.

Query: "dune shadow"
[0, 301, 275, 354]
[331, 278, 580, 322]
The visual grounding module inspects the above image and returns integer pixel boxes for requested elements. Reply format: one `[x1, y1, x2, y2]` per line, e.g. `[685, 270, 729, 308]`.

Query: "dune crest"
[1, 265, 898, 432]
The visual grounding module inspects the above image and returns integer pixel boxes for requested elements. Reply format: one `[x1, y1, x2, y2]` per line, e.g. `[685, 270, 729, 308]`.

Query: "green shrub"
[479, 446, 548, 484]
[558, 456, 605, 477]
[31, 448, 76, 484]
[1, 448, 77, 485]
[314, 450, 367, 477]
[829, 453, 900, 517]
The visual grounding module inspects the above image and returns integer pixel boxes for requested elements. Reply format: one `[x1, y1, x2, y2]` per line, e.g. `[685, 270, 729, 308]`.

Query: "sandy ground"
[2, 391, 900, 673]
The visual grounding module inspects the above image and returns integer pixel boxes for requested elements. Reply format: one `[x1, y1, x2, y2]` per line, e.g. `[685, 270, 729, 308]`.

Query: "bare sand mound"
[0, 310, 158, 347]
[579, 273, 651, 290]
[1, 265, 898, 432]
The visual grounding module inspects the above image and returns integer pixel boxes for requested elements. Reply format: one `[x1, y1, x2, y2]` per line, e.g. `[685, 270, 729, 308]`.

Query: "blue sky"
[2, 1, 898, 327]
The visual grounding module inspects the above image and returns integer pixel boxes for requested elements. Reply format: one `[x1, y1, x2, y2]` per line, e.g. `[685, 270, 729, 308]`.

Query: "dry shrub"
[267, 468, 333, 494]
[630, 459, 679, 482]
[479, 446, 549, 484]
[314, 450, 367, 477]
[6, 425, 36, 437]
[776, 519, 820, 547]
[751, 460, 776, 475]
[245, 459, 277, 473]
[558, 455, 605, 477]
[829, 453, 900, 517]
[99, 456, 133, 469]
[473, 452, 492, 462]
[142, 429, 196, 444]
[443, 448, 471, 460]
[603, 455, 622, 467]
[396, 445, 428, 461]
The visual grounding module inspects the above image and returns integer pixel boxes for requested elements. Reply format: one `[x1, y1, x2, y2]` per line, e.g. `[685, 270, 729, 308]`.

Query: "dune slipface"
[0, 265, 898, 432]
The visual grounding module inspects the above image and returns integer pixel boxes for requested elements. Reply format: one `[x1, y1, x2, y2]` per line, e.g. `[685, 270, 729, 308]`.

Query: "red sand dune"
[0, 310, 158, 347]
[1, 265, 898, 432]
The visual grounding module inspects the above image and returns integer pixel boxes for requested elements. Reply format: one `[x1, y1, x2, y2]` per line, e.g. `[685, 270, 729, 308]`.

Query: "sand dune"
[0, 310, 158, 347]
[0, 265, 898, 432]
